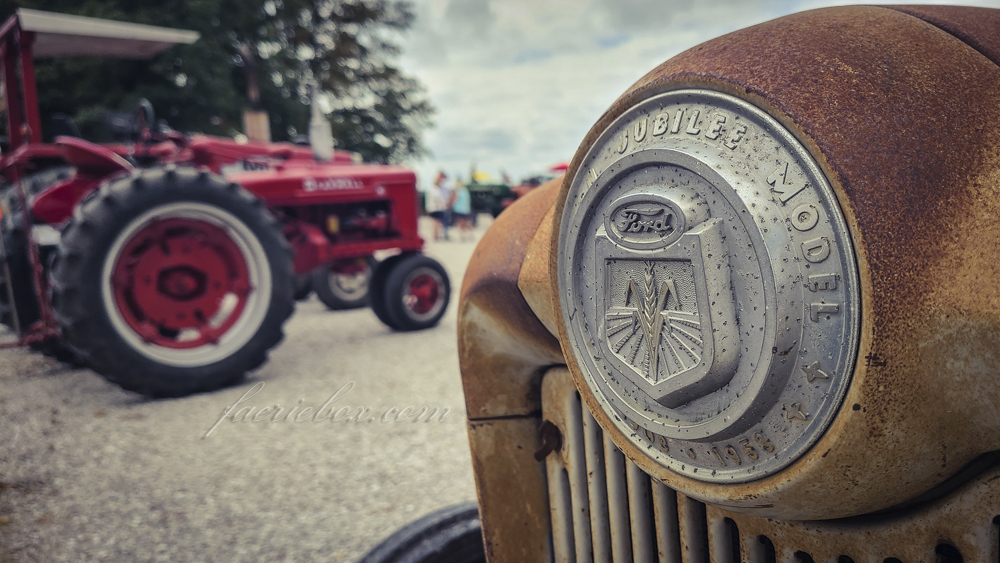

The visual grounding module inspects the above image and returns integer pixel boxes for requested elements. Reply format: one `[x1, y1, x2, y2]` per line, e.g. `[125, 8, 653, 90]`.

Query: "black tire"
[30, 338, 87, 368]
[311, 256, 376, 310]
[0, 165, 74, 211]
[0, 220, 39, 330]
[0, 269, 10, 327]
[50, 167, 294, 397]
[376, 254, 450, 332]
[293, 273, 313, 301]
[2, 166, 87, 367]
[357, 502, 485, 563]
[0, 166, 75, 331]
[368, 254, 407, 330]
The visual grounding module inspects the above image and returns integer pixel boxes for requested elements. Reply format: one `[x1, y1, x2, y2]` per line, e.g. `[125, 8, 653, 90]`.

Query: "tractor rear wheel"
[311, 256, 375, 310]
[370, 254, 450, 332]
[51, 168, 294, 397]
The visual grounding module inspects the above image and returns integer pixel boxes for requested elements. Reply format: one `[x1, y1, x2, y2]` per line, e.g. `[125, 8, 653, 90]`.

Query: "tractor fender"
[30, 138, 133, 225]
[55, 136, 132, 177]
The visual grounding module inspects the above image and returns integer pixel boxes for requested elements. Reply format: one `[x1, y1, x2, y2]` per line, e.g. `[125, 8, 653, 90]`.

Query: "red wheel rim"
[404, 272, 440, 315]
[110, 217, 252, 349]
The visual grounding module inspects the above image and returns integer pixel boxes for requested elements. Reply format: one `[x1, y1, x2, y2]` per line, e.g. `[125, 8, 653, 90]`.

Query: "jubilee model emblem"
[557, 89, 860, 482]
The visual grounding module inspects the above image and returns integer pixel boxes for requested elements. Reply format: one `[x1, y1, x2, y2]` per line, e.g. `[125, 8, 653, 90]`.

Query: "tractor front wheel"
[369, 254, 450, 332]
[51, 168, 294, 397]
[293, 273, 313, 301]
[311, 256, 375, 310]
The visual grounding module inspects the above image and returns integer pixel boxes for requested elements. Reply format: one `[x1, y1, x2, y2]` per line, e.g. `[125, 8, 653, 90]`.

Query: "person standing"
[428, 172, 454, 241]
[451, 180, 473, 242]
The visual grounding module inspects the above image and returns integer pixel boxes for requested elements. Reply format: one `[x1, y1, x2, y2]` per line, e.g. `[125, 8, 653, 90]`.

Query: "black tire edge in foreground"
[357, 502, 485, 563]
[51, 167, 294, 397]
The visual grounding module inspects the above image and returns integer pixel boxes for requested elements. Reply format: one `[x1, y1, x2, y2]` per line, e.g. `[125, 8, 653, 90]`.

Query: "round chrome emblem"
[558, 90, 860, 482]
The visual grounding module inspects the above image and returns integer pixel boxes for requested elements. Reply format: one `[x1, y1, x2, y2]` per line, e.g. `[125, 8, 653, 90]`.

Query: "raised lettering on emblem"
[605, 197, 687, 249]
[616, 207, 674, 236]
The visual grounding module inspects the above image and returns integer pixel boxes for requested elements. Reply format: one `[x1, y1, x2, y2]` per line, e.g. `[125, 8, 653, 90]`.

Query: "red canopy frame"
[0, 8, 198, 150]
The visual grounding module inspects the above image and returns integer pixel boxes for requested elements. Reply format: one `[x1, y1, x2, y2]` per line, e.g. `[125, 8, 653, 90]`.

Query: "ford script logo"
[615, 206, 674, 235]
[604, 196, 686, 249]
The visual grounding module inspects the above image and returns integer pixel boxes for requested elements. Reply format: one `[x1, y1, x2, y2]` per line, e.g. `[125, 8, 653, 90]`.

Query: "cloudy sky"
[394, 0, 999, 187]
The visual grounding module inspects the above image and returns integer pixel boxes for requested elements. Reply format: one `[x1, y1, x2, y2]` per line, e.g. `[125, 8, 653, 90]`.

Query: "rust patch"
[517, 200, 559, 338]
[467, 416, 550, 563]
[887, 5, 1000, 67]
[708, 462, 1000, 562]
[459, 178, 564, 420]
[460, 178, 561, 304]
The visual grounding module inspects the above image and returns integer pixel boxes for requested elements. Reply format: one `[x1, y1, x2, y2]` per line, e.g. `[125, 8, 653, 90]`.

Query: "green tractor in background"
[465, 166, 513, 219]
[466, 162, 567, 219]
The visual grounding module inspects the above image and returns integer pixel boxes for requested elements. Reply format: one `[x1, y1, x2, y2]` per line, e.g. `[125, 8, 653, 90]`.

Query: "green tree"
[0, 0, 433, 163]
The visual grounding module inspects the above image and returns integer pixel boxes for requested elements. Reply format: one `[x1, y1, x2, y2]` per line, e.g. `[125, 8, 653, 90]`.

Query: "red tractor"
[0, 9, 450, 397]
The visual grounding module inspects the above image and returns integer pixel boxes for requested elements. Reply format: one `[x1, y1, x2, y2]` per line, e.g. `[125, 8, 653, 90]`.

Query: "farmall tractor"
[0, 9, 450, 397]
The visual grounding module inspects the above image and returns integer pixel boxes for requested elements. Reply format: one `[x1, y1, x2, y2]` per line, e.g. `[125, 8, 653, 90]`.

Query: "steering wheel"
[129, 99, 158, 163]
[133, 99, 156, 144]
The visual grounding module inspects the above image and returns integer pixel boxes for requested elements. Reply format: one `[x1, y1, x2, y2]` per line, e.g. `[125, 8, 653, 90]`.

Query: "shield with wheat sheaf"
[596, 217, 739, 407]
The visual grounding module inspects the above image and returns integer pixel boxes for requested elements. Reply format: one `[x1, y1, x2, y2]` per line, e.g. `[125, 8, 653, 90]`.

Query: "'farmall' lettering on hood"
[303, 177, 365, 192]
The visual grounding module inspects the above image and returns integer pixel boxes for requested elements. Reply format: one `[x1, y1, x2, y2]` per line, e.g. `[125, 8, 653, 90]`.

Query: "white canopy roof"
[15, 9, 199, 59]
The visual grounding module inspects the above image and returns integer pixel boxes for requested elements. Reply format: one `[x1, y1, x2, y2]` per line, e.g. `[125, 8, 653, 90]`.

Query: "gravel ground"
[0, 216, 490, 563]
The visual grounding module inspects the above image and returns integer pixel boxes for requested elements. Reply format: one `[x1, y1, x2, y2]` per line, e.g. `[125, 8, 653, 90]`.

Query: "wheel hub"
[158, 266, 206, 301]
[405, 273, 440, 315]
[111, 217, 253, 347]
[330, 257, 371, 299]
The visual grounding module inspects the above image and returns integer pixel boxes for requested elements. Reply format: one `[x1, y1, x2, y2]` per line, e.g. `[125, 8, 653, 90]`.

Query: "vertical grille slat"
[750, 534, 777, 563]
[677, 493, 710, 563]
[604, 435, 634, 562]
[546, 464, 575, 562]
[627, 458, 656, 562]
[652, 481, 682, 563]
[566, 394, 594, 563]
[707, 515, 737, 563]
[583, 408, 613, 563]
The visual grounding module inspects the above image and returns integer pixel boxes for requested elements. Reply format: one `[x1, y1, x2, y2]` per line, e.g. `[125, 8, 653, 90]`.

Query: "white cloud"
[397, 0, 1000, 187]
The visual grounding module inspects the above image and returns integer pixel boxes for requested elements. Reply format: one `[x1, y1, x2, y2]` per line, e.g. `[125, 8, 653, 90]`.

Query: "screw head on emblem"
[558, 90, 860, 482]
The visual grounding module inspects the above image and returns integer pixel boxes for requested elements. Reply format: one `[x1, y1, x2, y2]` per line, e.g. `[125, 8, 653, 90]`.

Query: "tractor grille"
[543, 372, 706, 563]
[540, 368, 1000, 563]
